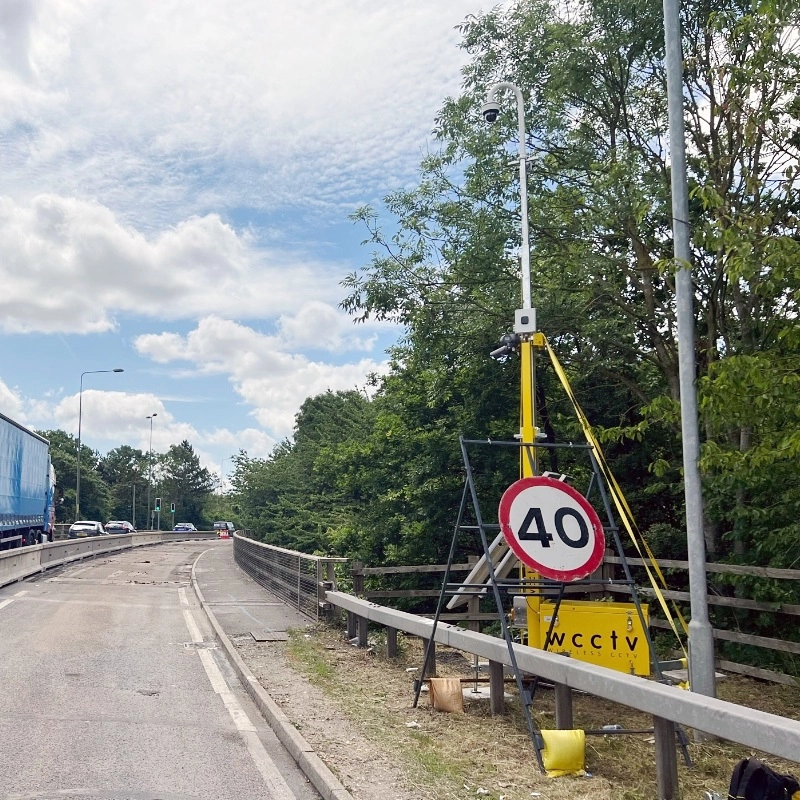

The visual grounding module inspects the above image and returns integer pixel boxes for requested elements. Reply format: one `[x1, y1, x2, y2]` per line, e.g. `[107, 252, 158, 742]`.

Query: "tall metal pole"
[483, 82, 541, 639]
[146, 413, 157, 531]
[662, 0, 716, 698]
[485, 82, 531, 308]
[75, 368, 124, 520]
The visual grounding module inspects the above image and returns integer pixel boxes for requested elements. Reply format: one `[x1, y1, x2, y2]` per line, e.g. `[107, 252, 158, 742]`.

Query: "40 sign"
[498, 476, 605, 582]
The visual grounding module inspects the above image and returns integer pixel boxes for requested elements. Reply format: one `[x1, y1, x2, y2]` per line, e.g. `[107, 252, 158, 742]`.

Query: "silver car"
[68, 520, 106, 538]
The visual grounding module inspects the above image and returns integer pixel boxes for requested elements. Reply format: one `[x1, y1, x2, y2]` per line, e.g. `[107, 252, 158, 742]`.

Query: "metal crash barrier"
[0, 530, 219, 588]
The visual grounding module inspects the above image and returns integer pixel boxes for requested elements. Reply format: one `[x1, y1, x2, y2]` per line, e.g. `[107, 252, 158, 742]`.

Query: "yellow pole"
[519, 336, 542, 645]
[519, 338, 536, 478]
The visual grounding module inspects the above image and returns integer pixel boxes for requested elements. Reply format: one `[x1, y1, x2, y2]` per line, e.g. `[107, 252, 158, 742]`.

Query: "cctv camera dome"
[481, 100, 501, 123]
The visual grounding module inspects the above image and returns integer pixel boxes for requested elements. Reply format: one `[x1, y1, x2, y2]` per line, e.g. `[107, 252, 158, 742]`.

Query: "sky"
[0, 0, 499, 488]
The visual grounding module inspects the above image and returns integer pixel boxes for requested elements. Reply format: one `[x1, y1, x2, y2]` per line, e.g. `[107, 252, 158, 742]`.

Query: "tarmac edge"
[191, 550, 355, 800]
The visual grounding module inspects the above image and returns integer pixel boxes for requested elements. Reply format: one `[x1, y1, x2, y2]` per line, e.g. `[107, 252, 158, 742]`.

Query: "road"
[0, 541, 320, 800]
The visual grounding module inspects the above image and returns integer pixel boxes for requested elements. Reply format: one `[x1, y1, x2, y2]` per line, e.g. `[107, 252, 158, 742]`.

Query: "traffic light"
[155, 497, 161, 512]
[170, 502, 175, 514]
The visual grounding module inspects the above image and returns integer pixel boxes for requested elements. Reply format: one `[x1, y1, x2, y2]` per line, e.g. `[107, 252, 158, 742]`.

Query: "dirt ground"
[230, 624, 800, 800]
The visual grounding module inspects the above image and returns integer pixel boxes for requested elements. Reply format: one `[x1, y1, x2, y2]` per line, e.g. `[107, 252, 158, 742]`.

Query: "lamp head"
[113, 368, 124, 373]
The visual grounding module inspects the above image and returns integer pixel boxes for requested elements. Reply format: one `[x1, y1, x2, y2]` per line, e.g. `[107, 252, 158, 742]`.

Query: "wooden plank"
[716, 660, 799, 686]
[605, 584, 800, 616]
[604, 556, 800, 581]
[649, 618, 800, 654]
[359, 562, 476, 575]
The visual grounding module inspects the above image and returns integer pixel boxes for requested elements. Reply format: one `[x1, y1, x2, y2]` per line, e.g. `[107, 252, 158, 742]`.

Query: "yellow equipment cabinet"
[526, 598, 651, 676]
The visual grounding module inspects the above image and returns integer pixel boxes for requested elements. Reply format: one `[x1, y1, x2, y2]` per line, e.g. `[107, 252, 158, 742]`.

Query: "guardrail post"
[489, 660, 504, 715]
[357, 615, 369, 648]
[653, 715, 679, 800]
[348, 561, 364, 641]
[387, 627, 398, 658]
[424, 638, 437, 676]
[554, 683, 573, 729]
[347, 611, 357, 640]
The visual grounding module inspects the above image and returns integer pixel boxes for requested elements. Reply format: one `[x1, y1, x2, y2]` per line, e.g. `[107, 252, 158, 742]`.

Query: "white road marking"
[182, 610, 204, 644]
[107, 570, 123, 578]
[183, 604, 296, 800]
[178, 587, 189, 607]
[0, 591, 28, 611]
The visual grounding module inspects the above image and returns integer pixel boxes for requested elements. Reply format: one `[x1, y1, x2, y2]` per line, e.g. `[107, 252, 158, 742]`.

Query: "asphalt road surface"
[0, 541, 320, 800]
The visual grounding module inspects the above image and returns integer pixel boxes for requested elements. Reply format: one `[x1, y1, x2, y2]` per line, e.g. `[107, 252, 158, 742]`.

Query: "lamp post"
[482, 83, 531, 309]
[662, 0, 715, 699]
[482, 82, 537, 470]
[146, 413, 158, 531]
[75, 368, 124, 520]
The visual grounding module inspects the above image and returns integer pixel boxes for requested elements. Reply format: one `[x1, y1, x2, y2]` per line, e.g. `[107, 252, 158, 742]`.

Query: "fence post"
[653, 716, 679, 800]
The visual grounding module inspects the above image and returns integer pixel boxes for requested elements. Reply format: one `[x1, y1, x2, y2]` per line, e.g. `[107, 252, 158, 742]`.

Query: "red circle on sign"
[498, 476, 605, 582]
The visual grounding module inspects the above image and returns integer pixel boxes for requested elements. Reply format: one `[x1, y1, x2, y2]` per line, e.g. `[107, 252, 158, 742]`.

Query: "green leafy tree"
[231, 391, 375, 553]
[98, 445, 150, 529]
[39, 429, 112, 523]
[343, 0, 800, 564]
[156, 441, 215, 528]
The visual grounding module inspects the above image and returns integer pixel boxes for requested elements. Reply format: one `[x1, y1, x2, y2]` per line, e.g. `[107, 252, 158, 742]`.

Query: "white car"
[68, 520, 106, 538]
[173, 522, 198, 532]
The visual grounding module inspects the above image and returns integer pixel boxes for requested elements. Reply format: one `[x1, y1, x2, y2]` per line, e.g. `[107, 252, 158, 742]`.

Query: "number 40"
[518, 506, 589, 549]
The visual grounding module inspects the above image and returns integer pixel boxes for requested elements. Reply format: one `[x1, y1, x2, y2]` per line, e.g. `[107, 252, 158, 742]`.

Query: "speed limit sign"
[498, 476, 605, 582]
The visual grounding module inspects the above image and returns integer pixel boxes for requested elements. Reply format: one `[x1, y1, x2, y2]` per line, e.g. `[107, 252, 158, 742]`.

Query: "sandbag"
[540, 729, 586, 778]
[429, 677, 464, 713]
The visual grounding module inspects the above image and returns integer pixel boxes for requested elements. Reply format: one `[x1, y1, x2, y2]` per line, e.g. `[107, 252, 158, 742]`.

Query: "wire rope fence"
[233, 532, 346, 621]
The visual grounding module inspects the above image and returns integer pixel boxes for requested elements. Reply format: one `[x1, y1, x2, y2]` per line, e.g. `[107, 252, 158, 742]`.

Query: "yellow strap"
[544, 338, 689, 652]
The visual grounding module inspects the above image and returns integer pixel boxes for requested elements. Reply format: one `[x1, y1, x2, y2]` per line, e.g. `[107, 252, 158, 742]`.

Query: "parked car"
[105, 520, 136, 533]
[173, 522, 197, 532]
[68, 520, 106, 538]
[213, 521, 235, 537]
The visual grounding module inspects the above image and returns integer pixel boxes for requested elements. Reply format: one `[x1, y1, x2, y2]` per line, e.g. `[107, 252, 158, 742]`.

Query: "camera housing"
[481, 100, 501, 123]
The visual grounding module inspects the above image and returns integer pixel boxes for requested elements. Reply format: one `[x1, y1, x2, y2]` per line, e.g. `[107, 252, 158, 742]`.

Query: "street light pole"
[75, 368, 124, 520]
[483, 82, 531, 309]
[662, 0, 716, 699]
[482, 82, 537, 470]
[146, 413, 158, 531]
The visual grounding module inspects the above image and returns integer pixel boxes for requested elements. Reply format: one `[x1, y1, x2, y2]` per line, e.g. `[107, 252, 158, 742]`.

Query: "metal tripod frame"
[412, 434, 676, 770]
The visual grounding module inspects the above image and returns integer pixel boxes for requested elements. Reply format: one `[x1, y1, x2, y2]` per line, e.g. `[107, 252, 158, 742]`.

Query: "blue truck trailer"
[0, 412, 56, 549]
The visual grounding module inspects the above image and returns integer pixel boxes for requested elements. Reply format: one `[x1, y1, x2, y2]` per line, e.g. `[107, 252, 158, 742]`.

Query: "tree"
[231, 391, 376, 553]
[98, 445, 150, 529]
[343, 0, 800, 563]
[156, 441, 215, 528]
[39, 429, 112, 523]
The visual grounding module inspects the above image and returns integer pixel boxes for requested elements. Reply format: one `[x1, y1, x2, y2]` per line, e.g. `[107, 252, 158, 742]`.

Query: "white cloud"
[277, 301, 385, 352]
[0, 194, 348, 334]
[1, 1, 488, 223]
[134, 316, 389, 437]
[0, 377, 26, 422]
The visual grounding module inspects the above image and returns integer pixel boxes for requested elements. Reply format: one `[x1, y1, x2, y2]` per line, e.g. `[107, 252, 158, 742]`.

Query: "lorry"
[0, 412, 56, 549]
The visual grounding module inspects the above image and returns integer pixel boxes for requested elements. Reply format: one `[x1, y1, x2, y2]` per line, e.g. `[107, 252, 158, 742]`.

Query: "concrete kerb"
[190, 551, 354, 800]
